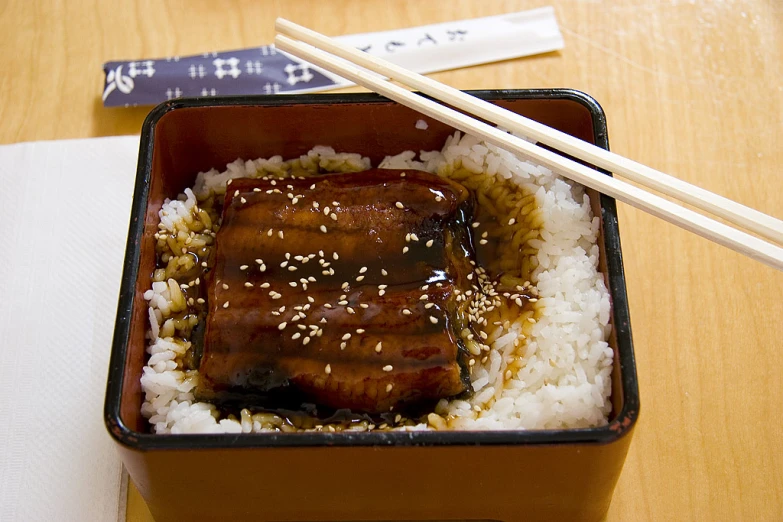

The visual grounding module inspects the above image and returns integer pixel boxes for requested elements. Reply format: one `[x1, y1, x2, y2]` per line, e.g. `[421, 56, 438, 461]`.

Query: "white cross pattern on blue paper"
[213, 57, 241, 79]
[189, 64, 206, 79]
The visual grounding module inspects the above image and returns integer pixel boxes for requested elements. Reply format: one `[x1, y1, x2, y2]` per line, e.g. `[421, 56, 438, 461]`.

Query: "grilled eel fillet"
[195, 168, 476, 413]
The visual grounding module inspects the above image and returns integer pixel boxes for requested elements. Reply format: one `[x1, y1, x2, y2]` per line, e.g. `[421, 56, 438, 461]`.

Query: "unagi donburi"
[141, 133, 614, 434]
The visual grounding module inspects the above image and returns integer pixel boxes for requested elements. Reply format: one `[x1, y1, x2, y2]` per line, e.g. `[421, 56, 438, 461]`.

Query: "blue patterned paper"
[101, 9, 564, 108]
[102, 46, 337, 107]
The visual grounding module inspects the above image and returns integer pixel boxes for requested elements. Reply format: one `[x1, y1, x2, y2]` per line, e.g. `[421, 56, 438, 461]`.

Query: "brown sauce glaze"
[195, 169, 478, 414]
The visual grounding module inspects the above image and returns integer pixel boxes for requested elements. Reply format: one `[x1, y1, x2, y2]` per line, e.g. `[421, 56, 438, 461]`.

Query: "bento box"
[104, 89, 639, 522]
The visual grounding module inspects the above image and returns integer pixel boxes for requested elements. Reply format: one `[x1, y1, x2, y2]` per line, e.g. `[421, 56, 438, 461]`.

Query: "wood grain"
[2, 1, 780, 520]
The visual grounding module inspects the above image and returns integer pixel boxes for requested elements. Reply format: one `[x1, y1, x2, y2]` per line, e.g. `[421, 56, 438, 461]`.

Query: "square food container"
[104, 90, 639, 522]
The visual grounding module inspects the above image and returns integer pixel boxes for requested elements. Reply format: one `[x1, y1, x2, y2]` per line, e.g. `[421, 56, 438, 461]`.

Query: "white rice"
[140, 133, 613, 434]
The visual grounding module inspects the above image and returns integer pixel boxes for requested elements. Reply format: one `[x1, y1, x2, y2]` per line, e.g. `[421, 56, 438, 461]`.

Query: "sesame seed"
[297, 324, 306, 330]
[324, 303, 332, 309]
[359, 266, 367, 274]
[381, 269, 388, 276]
[467, 273, 474, 280]
[278, 322, 287, 330]
[333, 253, 339, 260]
[323, 207, 330, 215]
[234, 190, 240, 197]
[429, 316, 438, 324]
[222, 283, 229, 290]
[378, 284, 387, 290]
[267, 229, 273, 237]
[359, 303, 369, 309]
[527, 317, 536, 323]
[291, 197, 299, 204]
[375, 342, 383, 353]
[278, 231, 284, 239]
[318, 250, 324, 257]
[426, 239, 434, 247]
[330, 213, 337, 221]
[410, 233, 419, 241]
[386, 384, 393, 393]
[378, 289, 386, 296]
[255, 258, 264, 264]
[244, 282, 253, 288]
[332, 201, 339, 206]
[260, 282, 270, 288]
[310, 184, 316, 190]
[341, 282, 349, 290]
[288, 266, 297, 272]
[435, 196, 443, 202]
[356, 328, 365, 334]
[320, 225, 327, 233]
[472, 221, 480, 228]
[508, 218, 516, 225]
[346, 307, 355, 314]
[356, 275, 365, 282]
[400, 172, 406, 177]
[424, 303, 434, 309]
[481, 231, 488, 238]
[240, 265, 248, 271]
[260, 264, 266, 272]
[325, 364, 331, 374]
[292, 332, 301, 340]
[402, 309, 411, 315]
[405, 233, 411, 242]
[240, 197, 247, 204]
[402, 246, 409, 254]
[280, 261, 288, 268]
[479, 239, 488, 245]
[196, 298, 205, 304]
[223, 301, 230, 308]
[340, 342, 347, 350]
[342, 333, 352, 341]
[395, 202, 404, 209]
[420, 294, 429, 301]
[382, 365, 393, 372]
[338, 300, 348, 306]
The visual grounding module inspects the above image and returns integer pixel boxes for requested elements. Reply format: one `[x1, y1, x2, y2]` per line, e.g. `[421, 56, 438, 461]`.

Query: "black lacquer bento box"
[104, 90, 639, 522]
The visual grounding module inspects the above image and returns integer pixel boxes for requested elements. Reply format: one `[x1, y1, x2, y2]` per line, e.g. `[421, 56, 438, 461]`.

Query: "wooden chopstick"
[273, 29, 783, 271]
[276, 18, 783, 246]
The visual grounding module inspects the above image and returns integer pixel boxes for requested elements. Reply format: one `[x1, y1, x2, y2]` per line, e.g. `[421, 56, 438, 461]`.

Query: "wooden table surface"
[3, 1, 781, 520]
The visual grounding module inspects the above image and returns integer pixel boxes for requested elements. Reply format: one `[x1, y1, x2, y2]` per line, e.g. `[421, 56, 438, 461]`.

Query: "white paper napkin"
[0, 136, 139, 522]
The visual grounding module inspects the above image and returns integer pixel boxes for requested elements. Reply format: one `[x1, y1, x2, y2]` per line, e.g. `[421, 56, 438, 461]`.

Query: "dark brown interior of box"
[120, 97, 624, 433]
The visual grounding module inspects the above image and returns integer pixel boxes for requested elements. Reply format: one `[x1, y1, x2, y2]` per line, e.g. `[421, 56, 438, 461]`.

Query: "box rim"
[104, 89, 639, 451]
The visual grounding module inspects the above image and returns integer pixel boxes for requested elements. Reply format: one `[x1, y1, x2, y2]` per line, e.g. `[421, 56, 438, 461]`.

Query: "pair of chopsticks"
[274, 19, 783, 271]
